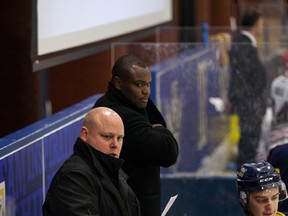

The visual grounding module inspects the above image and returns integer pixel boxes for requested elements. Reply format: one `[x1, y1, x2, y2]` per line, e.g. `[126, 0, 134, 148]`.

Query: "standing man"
[43, 107, 140, 216]
[228, 9, 267, 169]
[236, 160, 287, 216]
[93, 54, 179, 216]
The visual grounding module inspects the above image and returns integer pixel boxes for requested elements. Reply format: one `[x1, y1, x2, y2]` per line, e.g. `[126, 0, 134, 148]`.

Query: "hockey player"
[236, 160, 288, 216]
[270, 48, 288, 126]
[267, 48, 288, 212]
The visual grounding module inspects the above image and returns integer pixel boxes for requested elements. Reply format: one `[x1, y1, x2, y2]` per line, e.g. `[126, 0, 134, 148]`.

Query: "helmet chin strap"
[240, 200, 250, 216]
[239, 191, 250, 215]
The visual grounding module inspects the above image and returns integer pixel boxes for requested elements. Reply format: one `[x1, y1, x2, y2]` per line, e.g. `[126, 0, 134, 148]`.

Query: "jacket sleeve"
[43, 169, 100, 216]
[116, 107, 179, 167]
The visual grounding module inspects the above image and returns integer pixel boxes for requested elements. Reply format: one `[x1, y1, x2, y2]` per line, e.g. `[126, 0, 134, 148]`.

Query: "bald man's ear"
[80, 126, 88, 141]
[113, 76, 122, 90]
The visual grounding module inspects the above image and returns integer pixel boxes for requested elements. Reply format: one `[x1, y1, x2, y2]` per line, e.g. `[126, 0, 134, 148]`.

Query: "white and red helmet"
[282, 48, 288, 69]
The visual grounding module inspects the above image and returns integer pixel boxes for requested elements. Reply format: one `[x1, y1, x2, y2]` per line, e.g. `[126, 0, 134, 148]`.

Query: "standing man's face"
[255, 17, 264, 37]
[247, 187, 279, 216]
[119, 65, 152, 109]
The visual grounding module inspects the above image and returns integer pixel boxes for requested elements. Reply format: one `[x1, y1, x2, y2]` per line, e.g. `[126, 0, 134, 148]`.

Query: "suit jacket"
[228, 33, 267, 117]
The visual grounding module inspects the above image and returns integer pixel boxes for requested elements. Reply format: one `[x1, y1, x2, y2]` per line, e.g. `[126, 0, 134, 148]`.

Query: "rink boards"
[0, 45, 236, 215]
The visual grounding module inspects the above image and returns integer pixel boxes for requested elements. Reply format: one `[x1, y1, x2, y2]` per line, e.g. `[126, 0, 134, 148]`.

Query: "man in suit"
[228, 9, 267, 169]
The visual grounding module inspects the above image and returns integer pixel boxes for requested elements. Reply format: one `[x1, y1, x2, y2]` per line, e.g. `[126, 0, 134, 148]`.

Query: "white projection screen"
[37, 0, 173, 56]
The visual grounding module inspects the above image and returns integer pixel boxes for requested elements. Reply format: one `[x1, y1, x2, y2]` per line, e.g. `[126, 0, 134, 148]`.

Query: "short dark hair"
[112, 55, 147, 80]
[240, 9, 262, 28]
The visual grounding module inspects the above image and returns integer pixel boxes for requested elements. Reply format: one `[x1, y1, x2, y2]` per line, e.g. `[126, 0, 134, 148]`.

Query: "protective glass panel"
[112, 42, 231, 175]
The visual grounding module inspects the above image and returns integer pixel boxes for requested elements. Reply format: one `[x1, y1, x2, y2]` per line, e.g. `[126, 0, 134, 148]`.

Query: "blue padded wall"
[0, 94, 101, 215]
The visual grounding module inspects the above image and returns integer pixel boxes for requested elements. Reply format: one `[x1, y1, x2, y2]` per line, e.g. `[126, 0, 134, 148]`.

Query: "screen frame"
[31, 0, 174, 72]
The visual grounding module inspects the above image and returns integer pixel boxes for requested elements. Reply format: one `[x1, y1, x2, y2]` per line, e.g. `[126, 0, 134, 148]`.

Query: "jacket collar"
[108, 82, 139, 109]
[74, 138, 123, 177]
[241, 30, 257, 47]
[107, 82, 166, 127]
[108, 82, 149, 117]
[74, 138, 129, 216]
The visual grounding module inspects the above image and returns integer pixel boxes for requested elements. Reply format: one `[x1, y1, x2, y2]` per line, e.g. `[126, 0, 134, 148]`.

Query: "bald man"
[43, 107, 140, 216]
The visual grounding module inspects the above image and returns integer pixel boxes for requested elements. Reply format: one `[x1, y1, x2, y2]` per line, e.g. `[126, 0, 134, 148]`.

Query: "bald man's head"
[82, 107, 122, 129]
[80, 107, 124, 158]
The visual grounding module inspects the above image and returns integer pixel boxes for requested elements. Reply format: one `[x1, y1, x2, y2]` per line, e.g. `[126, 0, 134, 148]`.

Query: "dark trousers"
[236, 113, 262, 170]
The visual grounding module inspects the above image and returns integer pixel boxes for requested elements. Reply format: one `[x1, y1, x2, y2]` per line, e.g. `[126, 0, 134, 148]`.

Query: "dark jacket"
[93, 83, 179, 216]
[43, 138, 140, 216]
[228, 33, 267, 117]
